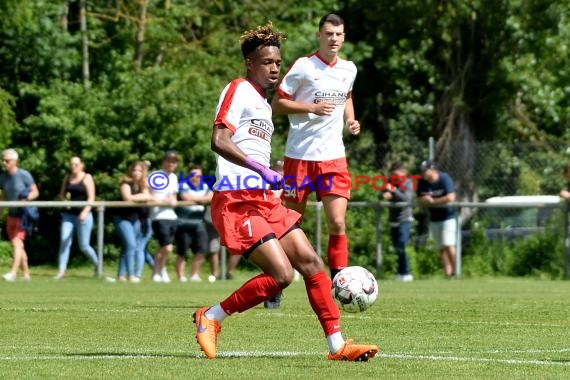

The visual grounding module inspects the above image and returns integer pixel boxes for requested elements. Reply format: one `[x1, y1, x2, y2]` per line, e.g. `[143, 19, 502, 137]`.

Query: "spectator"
[271, 13, 360, 280]
[0, 149, 39, 282]
[54, 156, 98, 280]
[175, 164, 215, 282]
[202, 205, 221, 282]
[381, 162, 414, 282]
[559, 164, 570, 200]
[140, 160, 155, 271]
[149, 151, 179, 283]
[114, 161, 152, 283]
[417, 160, 457, 278]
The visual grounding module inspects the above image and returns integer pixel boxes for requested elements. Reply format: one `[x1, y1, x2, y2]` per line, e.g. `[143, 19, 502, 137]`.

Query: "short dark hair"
[318, 13, 344, 30]
[164, 150, 179, 161]
[188, 164, 202, 172]
[389, 161, 405, 173]
[240, 21, 285, 59]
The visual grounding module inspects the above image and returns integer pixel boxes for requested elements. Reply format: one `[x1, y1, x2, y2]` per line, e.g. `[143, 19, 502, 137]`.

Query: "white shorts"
[430, 218, 457, 250]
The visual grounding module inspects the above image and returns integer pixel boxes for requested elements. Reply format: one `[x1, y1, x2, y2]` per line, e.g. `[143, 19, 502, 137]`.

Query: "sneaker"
[22, 274, 31, 282]
[327, 339, 379, 362]
[264, 291, 282, 309]
[54, 272, 65, 281]
[395, 274, 413, 282]
[2, 272, 16, 282]
[193, 307, 221, 359]
[179, 276, 188, 283]
[129, 276, 141, 284]
[189, 274, 202, 282]
[161, 269, 171, 283]
[152, 273, 163, 283]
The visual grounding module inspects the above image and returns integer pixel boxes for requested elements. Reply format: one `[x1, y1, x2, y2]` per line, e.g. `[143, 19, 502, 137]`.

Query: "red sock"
[327, 234, 348, 271]
[220, 273, 281, 315]
[304, 271, 341, 336]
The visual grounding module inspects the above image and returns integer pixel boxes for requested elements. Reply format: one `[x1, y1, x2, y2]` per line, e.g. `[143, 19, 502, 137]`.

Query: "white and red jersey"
[213, 78, 273, 191]
[276, 52, 357, 161]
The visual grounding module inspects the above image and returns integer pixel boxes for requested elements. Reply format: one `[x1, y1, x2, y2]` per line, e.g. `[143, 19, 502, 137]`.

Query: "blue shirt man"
[416, 160, 457, 278]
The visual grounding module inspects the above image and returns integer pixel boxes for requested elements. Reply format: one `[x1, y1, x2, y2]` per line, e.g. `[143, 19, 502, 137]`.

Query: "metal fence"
[1, 199, 568, 280]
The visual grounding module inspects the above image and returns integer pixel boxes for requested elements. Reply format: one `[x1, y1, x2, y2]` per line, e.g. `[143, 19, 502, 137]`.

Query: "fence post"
[96, 203, 105, 278]
[564, 201, 570, 280]
[375, 205, 382, 278]
[220, 246, 227, 281]
[455, 208, 462, 278]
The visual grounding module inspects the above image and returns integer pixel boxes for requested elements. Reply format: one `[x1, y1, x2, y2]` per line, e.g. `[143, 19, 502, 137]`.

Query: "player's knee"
[273, 268, 294, 289]
[327, 218, 345, 234]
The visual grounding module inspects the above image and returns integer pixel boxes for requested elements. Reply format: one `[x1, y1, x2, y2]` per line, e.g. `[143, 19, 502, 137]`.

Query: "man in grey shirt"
[0, 149, 39, 282]
[381, 162, 414, 281]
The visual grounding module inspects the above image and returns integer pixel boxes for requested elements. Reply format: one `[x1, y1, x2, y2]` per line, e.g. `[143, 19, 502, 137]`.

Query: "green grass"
[1, 268, 569, 379]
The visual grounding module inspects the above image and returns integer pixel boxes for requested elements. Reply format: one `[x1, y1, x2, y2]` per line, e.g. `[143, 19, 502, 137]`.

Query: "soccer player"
[193, 22, 378, 361]
[271, 13, 359, 279]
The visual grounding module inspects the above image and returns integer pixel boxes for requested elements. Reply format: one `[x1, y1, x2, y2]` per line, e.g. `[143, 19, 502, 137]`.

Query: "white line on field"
[0, 351, 568, 366]
[380, 353, 570, 366]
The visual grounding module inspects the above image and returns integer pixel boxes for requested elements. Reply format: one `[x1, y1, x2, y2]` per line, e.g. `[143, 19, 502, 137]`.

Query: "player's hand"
[311, 102, 335, 116]
[259, 166, 283, 186]
[244, 157, 283, 185]
[347, 119, 360, 135]
[382, 191, 392, 200]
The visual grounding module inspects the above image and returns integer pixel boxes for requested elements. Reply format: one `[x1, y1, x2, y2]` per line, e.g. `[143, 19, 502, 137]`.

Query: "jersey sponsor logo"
[249, 119, 273, 142]
[314, 89, 346, 105]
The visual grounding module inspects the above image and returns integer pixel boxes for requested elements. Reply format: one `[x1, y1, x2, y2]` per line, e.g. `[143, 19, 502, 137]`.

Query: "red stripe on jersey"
[214, 78, 246, 133]
[276, 86, 292, 100]
[313, 51, 337, 67]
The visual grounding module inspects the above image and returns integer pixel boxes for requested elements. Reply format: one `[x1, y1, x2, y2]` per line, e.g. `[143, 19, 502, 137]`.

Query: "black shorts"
[151, 219, 178, 247]
[175, 223, 208, 257]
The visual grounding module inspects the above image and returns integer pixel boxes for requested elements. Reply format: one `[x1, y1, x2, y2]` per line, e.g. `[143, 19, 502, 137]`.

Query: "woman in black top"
[54, 156, 98, 280]
[114, 161, 152, 282]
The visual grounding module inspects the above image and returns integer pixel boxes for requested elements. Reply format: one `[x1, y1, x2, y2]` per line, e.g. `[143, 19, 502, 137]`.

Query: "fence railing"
[1, 199, 568, 279]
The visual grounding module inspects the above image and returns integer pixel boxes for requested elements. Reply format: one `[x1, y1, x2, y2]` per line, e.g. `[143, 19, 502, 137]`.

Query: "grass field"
[1, 268, 569, 379]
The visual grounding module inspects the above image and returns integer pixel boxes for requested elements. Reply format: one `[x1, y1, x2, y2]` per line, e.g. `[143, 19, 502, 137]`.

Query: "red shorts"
[281, 157, 352, 203]
[7, 216, 26, 241]
[211, 190, 302, 256]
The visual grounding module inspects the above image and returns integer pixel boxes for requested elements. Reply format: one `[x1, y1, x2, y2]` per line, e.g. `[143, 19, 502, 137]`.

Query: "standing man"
[381, 162, 414, 282]
[416, 160, 457, 278]
[149, 151, 179, 283]
[0, 149, 39, 282]
[271, 13, 359, 279]
[192, 22, 377, 361]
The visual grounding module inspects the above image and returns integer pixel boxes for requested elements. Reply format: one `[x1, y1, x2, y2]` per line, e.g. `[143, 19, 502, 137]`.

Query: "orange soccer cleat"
[327, 339, 379, 362]
[193, 307, 221, 359]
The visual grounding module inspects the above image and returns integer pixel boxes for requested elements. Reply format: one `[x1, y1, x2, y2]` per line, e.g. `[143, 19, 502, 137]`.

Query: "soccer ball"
[331, 266, 378, 313]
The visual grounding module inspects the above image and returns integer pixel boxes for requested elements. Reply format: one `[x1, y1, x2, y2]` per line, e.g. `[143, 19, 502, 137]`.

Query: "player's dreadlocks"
[240, 21, 285, 59]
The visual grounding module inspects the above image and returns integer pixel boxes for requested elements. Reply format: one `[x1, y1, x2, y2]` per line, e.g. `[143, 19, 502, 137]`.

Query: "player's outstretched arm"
[271, 92, 334, 116]
[211, 124, 281, 182]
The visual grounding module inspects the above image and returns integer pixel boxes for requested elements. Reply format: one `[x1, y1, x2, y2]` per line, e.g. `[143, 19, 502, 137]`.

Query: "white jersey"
[150, 171, 179, 220]
[277, 52, 357, 161]
[213, 78, 273, 191]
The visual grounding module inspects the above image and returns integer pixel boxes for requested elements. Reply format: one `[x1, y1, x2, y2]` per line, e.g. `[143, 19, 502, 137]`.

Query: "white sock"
[205, 304, 229, 323]
[326, 332, 345, 354]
